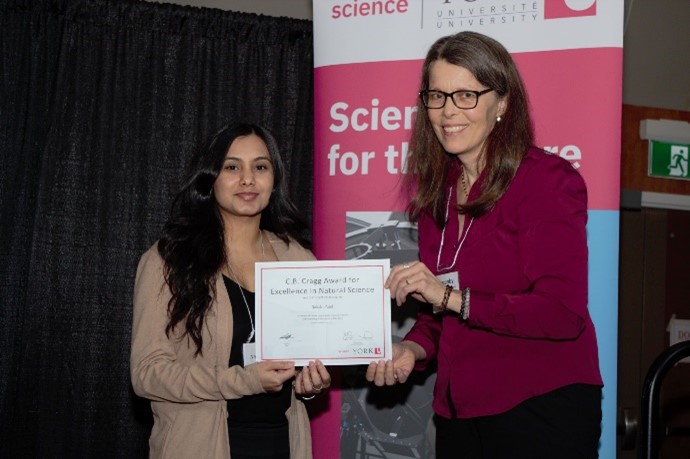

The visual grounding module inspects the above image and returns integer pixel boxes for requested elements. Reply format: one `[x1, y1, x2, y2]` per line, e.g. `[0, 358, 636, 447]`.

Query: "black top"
[222, 275, 291, 427]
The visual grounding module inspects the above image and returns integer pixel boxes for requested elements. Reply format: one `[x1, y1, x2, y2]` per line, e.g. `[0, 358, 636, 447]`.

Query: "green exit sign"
[648, 140, 690, 180]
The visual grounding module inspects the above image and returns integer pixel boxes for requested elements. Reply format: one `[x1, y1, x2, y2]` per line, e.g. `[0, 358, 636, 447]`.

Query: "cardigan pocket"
[153, 402, 226, 459]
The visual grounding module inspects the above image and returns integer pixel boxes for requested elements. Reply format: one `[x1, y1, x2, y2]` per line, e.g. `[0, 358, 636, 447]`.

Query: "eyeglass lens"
[423, 90, 479, 109]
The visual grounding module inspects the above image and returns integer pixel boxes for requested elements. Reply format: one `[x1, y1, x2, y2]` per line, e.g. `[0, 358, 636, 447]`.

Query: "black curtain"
[0, 0, 314, 456]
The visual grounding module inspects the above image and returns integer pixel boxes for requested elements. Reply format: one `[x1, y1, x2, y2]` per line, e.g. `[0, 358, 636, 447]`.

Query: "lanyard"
[436, 185, 474, 273]
[228, 267, 255, 344]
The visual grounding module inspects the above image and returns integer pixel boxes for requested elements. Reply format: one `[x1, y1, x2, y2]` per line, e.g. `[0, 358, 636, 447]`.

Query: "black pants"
[228, 422, 290, 459]
[435, 384, 602, 459]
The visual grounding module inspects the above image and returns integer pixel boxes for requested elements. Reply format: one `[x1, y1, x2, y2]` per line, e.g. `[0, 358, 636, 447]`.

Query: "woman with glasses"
[366, 31, 602, 458]
[131, 122, 330, 459]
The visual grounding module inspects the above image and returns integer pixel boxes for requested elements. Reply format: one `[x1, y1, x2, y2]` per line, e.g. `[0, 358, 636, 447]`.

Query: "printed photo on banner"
[341, 211, 437, 459]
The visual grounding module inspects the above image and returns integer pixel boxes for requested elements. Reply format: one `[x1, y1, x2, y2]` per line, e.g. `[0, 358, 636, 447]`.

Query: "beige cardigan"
[131, 233, 316, 458]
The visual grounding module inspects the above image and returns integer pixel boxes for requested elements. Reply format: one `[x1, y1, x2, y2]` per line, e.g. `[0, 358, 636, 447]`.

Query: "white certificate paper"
[255, 259, 392, 366]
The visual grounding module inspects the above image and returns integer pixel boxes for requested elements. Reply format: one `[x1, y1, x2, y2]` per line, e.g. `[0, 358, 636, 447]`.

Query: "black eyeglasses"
[419, 88, 494, 109]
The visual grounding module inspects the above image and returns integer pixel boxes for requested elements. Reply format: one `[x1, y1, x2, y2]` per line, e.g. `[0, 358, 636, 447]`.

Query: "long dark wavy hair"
[157, 122, 309, 355]
[407, 31, 534, 226]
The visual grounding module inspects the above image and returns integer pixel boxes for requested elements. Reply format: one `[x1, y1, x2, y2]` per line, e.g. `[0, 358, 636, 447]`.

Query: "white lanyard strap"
[436, 185, 474, 273]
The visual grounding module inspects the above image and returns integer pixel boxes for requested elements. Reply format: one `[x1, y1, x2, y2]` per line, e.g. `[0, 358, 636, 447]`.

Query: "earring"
[496, 115, 502, 122]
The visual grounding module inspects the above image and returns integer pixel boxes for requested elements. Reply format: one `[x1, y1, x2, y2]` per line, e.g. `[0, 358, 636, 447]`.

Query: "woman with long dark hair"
[131, 122, 329, 459]
[366, 32, 602, 458]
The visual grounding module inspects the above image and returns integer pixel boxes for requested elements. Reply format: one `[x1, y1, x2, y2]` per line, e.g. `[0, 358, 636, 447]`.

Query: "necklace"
[460, 165, 469, 198]
[226, 230, 265, 343]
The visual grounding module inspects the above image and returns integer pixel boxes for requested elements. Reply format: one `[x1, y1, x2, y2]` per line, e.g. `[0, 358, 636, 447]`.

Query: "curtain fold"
[0, 0, 314, 456]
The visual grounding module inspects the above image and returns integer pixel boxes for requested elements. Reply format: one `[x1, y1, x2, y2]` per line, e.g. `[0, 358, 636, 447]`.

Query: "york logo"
[545, 0, 596, 19]
[352, 347, 382, 354]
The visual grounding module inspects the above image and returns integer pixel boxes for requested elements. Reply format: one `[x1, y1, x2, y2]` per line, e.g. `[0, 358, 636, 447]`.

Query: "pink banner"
[312, 2, 622, 457]
[314, 48, 622, 258]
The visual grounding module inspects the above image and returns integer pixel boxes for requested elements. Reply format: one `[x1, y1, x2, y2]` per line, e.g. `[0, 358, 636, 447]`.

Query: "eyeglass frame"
[419, 88, 494, 110]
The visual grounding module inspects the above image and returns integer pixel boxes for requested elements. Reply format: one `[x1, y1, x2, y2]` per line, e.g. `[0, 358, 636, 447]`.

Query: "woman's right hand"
[365, 341, 422, 386]
[251, 360, 296, 392]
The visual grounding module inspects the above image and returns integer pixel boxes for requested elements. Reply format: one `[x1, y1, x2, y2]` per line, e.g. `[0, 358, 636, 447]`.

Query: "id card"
[243, 343, 257, 366]
[437, 271, 459, 289]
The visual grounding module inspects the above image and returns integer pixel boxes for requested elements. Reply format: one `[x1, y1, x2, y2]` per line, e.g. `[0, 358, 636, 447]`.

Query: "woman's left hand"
[294, 360, 331, 398]
[387, 261, 446, 307]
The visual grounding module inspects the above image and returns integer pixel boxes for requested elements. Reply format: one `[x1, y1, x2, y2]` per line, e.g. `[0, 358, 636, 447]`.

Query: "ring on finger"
[405, 278, 410, 285]
[402, 263, 410, 269]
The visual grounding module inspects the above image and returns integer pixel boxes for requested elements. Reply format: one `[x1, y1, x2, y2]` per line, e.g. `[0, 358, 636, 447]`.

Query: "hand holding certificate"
[255, 259, 392, 366]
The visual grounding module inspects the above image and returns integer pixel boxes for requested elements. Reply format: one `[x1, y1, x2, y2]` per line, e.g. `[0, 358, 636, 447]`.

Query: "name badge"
[437, 271, 459, 289]
[243, 343, 257, 365]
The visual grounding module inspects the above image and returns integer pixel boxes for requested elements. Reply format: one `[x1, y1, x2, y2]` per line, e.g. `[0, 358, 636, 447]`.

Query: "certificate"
[255, 259, 392, 366]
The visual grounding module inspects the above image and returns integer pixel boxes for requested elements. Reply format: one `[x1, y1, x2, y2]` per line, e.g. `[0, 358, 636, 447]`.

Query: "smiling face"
[426, 59, 507, 167]
[212, 134, 274, 222]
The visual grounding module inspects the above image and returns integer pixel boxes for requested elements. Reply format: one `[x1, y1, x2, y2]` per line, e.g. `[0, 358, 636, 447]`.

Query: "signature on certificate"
[342, 330, 373, 341]
[279, 332, 295, 347]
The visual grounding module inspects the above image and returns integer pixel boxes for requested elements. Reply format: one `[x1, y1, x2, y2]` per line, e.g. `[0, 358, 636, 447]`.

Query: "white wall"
[623, 0, 690, 111]
[150, 0, 690, 112]
[153, 0, 312, 20]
